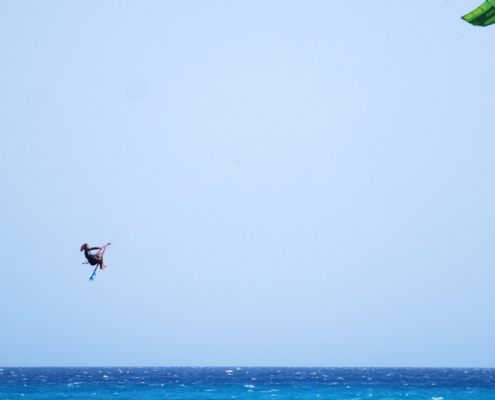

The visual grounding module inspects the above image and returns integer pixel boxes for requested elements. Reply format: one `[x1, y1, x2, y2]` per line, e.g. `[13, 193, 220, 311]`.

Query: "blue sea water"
[1, 367, 494, 400]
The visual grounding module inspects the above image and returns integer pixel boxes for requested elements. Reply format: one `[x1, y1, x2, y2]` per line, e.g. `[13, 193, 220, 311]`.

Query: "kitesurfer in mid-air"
[80, 243, 106, 270]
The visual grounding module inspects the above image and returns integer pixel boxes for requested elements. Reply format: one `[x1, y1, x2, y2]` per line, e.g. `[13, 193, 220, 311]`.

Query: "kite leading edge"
[462, 0, 495, 26]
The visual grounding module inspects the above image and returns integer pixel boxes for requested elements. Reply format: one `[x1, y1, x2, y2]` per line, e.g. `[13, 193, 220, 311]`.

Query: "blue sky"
[0, 1, 494, 367]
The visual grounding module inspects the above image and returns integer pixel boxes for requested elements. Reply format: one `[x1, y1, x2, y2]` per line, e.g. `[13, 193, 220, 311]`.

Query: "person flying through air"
[80, 243, 106, 270]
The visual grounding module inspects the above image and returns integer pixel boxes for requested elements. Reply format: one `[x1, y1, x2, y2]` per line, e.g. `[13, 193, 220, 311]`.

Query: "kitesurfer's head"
[80, 243, 90, 252]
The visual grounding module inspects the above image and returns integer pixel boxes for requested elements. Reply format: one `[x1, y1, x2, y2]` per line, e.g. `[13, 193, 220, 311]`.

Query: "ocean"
[0, 367, 494, 399]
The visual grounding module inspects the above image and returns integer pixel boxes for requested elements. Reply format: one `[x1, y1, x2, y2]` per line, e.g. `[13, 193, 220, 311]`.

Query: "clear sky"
[0, 1, 494, 367]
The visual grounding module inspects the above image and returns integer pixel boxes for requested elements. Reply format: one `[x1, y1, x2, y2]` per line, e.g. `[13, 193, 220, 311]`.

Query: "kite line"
[86, 159, 240, 281]
[109, 159, 240, 245]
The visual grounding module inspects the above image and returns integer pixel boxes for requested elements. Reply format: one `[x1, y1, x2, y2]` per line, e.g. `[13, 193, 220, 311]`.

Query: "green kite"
[462, 0, 495, 26]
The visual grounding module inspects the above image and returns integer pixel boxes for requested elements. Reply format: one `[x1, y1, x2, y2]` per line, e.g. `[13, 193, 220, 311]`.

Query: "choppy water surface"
[1, 367, 494, 399]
